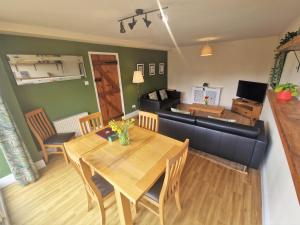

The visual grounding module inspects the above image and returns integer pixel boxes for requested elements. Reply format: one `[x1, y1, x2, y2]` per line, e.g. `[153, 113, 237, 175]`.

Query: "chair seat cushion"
[91, 173, 114, 197]
[44, 132, 75, 145]
[145, 174, 165, 202]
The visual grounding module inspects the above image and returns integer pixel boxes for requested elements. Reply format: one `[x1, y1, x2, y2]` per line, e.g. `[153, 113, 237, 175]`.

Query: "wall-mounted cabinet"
[7, 54, 86, 85]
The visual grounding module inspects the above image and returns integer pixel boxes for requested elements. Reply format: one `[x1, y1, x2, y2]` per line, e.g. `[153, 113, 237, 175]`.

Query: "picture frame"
[136, 64, 144, 75]
[159, 63, 165, 75]
[149, 63, 156, 76]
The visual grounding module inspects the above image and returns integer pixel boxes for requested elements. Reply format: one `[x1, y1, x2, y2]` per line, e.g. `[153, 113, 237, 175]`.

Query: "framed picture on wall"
[149, 63, 156, 76]
[136, 64, 144, 75]
[159, 63, 164, 75]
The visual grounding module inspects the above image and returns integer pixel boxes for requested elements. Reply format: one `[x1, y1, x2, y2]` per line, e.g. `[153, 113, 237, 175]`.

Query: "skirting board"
[261, 166, 270, 225]
[0, 159, 46, 188]
[0, 189, 11, 225]
[122, 110, 139, 119]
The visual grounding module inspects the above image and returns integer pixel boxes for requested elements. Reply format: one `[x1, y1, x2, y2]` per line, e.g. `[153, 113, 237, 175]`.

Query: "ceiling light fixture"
[128, 17, 137, 30]
[120, 21, 126, 33]
[158, 13, 168, 23]
[143, 14, 152, 28]
[200, 43, 213, 57]
[118, 7, 168, 33]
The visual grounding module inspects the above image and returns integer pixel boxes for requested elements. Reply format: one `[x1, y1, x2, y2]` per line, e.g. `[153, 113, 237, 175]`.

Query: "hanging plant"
[269, 52, 287, 88]
[269, 30, 299, 88]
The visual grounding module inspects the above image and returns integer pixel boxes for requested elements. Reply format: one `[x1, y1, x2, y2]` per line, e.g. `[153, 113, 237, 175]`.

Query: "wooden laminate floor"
[3, 153, 261, 225]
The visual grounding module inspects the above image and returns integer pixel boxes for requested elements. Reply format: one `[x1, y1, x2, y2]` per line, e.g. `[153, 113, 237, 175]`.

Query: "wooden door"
[91, 54, 123, 124]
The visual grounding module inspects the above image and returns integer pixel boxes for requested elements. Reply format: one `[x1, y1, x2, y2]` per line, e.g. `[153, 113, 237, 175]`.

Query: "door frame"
[88, 51, 125, 116]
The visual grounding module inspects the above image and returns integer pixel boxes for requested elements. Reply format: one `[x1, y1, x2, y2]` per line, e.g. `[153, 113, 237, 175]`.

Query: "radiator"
[53, 112, 88, 136]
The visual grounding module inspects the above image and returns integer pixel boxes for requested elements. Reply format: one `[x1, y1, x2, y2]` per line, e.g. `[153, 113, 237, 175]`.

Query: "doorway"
[89, 52, 124, 124]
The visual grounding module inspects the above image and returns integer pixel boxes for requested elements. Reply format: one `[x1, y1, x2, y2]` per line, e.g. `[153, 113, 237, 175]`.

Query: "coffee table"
[177, 103, 252, 126]
[187, 103, 225, 117]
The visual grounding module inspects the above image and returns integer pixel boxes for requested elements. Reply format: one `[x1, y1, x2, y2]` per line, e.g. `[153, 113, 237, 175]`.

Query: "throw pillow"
[171, 108, 191, 115]
[148, 91, 158, 100]
[159, 89, 168, 101]
[207, 115, 236, 123]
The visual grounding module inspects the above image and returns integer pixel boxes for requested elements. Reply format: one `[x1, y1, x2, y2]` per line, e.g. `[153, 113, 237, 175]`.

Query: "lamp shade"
[132, 71, 144, 83]
[200, 44, 213, 56]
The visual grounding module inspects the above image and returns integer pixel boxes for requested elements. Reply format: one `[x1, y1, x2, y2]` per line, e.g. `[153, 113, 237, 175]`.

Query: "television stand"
[231, 98, 263, 123]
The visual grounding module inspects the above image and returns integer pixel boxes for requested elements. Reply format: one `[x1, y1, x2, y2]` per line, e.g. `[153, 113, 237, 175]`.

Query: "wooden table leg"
[115, 190, 133, 225]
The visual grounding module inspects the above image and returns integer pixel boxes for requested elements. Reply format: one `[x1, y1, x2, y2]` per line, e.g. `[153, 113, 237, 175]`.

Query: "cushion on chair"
[91, 173, 114, 197]
[145, 174, 165, 202]
[44, 132, 75, 145]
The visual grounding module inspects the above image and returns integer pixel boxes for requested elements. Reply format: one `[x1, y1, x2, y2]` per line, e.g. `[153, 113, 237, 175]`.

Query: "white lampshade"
[132, 71, 144, 83]
[200, 43, 213, 56]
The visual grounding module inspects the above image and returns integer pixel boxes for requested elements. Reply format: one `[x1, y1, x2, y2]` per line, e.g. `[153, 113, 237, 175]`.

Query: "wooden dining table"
[64, 125, 183, 225]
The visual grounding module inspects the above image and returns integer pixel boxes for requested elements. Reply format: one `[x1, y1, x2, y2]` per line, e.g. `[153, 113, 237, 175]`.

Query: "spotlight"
[143, 14, 152, 28]
[120, 21, 126, 33]
[158, 13, 168, 23]
[128, 17, 137, 30]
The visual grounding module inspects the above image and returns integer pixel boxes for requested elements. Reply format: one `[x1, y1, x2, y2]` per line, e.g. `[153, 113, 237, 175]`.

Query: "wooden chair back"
[79, 112, 104, 135]
[79, 158, 105, 203]
[159, 139, 189, 203]
[25, 108, 56, 145]
[138, 111, 159, 132]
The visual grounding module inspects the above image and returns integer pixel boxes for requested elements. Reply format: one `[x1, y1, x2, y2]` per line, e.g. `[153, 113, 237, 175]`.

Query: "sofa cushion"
[195, 117, 260, 138]
[159, 89, 168, 101]
[171, 107, 191, 115]
[158, 110, 195, 124]
[148, 91, 158, 100]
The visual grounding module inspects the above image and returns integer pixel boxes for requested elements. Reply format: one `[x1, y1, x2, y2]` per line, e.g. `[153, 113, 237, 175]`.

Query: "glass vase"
[118, 130, 129, 146]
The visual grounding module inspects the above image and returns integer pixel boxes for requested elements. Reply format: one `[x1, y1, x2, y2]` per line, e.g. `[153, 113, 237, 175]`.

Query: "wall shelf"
[277, 35, 300, 52]
[268, 90, 300, 203]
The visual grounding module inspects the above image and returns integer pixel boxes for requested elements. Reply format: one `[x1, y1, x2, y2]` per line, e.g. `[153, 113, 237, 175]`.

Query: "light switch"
[84, 81, 89, 86]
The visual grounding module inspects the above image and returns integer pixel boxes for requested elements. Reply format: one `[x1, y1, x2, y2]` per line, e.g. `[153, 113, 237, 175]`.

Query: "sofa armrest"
[249, 120, 268, 169]
[140, 98, 161, 112]
[167, 90, 181, 99]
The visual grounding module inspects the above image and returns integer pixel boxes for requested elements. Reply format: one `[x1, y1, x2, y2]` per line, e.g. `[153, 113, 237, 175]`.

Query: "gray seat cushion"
[44, 132, 75, 145]
[91, 173, 114, 197]
[145, 174, 165, 202]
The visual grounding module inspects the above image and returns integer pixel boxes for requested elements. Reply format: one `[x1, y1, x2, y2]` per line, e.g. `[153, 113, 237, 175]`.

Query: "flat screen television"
[236, 80, 268, 103]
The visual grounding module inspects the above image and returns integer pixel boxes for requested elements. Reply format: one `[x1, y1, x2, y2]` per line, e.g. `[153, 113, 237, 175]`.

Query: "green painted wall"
[0, 34, 167, 178]
[0, 54, 41, 177]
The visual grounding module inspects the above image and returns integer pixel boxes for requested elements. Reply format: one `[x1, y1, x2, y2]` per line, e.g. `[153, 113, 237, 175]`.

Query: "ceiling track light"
[118, 6, 168, 33]
[128, 17, 137, 30]
[120, 21, 126, 33]
[143, 14, 152, 28]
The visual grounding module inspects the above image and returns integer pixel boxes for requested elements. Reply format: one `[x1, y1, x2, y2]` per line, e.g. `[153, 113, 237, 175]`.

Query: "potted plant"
[109, 118, 135, 146]
[274, 82, 298, 101]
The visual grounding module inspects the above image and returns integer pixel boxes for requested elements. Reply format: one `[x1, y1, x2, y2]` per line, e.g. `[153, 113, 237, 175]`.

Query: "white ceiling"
[0, 0, 300, 49]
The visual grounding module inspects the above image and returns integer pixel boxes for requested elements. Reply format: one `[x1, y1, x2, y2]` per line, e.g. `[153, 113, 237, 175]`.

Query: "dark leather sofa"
[157, 110, 268, 169]
[140, 90, 181, 112]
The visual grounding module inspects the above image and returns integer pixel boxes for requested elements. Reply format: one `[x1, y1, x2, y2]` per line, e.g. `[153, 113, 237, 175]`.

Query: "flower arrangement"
[109, 118, 135, 145]
[204, 96, 209, 105]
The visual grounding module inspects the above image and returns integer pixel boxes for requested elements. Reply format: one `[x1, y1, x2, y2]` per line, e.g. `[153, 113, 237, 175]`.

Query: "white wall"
[261, 98, 300, 225]
[168, 36, 277, 108]
[261, 16, 300, 225]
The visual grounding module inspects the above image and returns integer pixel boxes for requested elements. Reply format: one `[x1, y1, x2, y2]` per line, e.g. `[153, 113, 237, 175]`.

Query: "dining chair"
[25, 108, 75, 164]
[79, 112, 104, 135]
[138, 139, 189, 225]
[79, 158, 114, 225]
[138, 111, 159, 132]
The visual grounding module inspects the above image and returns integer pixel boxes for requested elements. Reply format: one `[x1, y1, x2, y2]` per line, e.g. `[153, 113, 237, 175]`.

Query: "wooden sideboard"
[231, 98, 263, 122]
